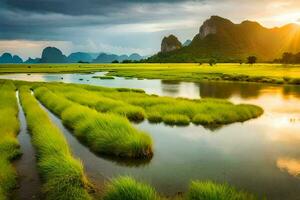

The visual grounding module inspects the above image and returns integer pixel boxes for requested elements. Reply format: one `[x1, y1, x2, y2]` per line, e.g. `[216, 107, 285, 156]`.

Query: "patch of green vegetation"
[2, 63, 300, 85]
[47, 83, 263, 126]
[34, 86, 153, 158]
[102, 176, 261, 200]
[187, 180, 258, 200]
[162, 114, 190, 126]
[0, 81, 21, 200]
[103, 176, 159, 200]
[92, 76, 115, 79]
[19, 86, 92, 200]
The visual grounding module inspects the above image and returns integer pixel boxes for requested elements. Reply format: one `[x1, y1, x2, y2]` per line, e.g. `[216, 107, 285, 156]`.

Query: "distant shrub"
[247, 56, 257, 64]
[288, 78, 300, 85]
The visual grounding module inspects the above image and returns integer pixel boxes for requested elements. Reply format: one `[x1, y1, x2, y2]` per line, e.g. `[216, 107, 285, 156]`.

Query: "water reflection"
[277, 158, 300, 178]
[198, 81, 264, 99]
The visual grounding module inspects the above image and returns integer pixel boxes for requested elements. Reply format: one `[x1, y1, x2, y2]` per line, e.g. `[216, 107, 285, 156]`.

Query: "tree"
[122, 60, 132, 63]
[112, 60, 119, 63]
[281, 52, 294, 63]
[247, 56, 257, 64]
[208, 59, 216, 66]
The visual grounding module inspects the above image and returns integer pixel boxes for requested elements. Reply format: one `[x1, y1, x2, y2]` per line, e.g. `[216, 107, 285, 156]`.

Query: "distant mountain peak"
[40, 46, 67, 63]
[183, 40, 192, 47]
[0, 52, 23, 63]
[161, 35, 182, 53]
[199, 16, 234, 39]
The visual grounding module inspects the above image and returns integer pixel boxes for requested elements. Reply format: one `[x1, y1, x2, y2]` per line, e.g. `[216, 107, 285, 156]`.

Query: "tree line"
[275, 52, 300, 64]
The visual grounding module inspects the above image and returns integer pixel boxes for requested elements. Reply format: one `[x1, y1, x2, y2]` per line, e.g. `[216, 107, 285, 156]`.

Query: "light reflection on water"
[2, 73, 300, 199]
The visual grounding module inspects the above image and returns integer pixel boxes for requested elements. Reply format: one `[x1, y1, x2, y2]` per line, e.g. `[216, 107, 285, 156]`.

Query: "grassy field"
[19, 86, 92, 200]
[1, 63, 300, 85]
[0, 81, 21, 200]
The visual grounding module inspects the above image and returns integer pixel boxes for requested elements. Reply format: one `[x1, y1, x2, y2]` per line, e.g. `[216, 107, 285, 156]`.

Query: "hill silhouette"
[148, 16, 300, 62]
[0, 53, 23, 63]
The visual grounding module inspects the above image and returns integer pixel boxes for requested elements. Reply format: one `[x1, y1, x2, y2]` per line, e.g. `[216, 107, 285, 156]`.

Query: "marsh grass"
[0, 81, 21, 200]
[187, 181, 258, 200]
[102, 177, 260, 200]
[162, 114, 190, 126]
[92, 76, 115, 79]
[19, 86, 92, 200]
[34, 87, 153, 158]
[103, 176, 159, 200]
[45, 83, 263, 126]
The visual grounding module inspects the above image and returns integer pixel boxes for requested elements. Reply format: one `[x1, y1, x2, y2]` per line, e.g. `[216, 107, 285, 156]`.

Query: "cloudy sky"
[0, 0, 300, 59]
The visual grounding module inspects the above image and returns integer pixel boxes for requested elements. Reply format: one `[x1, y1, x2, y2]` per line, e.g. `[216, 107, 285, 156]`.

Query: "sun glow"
[273, 12, 300, 25]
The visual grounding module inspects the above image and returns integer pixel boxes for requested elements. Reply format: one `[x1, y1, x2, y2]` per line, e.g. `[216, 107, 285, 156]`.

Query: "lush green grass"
[92, 76, 115, 79]
[187, 180, 258, 200]
[44, 83, 263, 126]
[34, 86, 153, 158]
[2, 63, 300, 85]
[102, 176, 261, 200]
[19, 86, 92, 200]
[103, 177, 159, 200]
[0, 81, 21, 200]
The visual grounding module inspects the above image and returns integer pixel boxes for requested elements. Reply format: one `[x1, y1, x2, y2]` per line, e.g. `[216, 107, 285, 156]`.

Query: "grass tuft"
[187, 181, 258, 200]
[103, 176, 159, 200]
[162, 114, 190, 126]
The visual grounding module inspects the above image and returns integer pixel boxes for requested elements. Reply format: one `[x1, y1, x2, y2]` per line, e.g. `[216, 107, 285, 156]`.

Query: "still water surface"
[2, 73, 300, 199]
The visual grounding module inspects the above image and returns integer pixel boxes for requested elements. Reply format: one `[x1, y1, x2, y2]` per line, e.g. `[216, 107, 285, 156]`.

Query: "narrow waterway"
[13, 91, 41, 200]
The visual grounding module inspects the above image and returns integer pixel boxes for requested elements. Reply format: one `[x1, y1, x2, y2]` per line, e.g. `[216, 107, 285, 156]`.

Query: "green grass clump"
[92, 76, 115, 79]
[44, 83, 263, 126]
[192, 114, 214, 125]
[0, 81, 21, 200]
[187, 181, 258, 200]
[19, 86, 92, 200]
[112, 106, 146, 122]
[147, 112, 163, 123]
[103, 176, 159, 200]
[34, 87, 153, 158]
[162, 114, 190, 126]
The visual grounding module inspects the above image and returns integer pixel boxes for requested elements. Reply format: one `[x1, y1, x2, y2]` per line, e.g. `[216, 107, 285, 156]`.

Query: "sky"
[0, 0, 300, 60]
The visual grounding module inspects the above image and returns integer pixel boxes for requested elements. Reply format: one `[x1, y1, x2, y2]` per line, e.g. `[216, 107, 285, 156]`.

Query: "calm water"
[13, 92, 41, 200]
[2, 73, 300, 199]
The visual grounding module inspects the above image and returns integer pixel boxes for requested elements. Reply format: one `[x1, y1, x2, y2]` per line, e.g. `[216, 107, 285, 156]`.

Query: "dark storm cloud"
[0, 0, 205, 40]
[3, 0, 198, 15]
